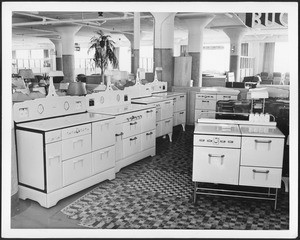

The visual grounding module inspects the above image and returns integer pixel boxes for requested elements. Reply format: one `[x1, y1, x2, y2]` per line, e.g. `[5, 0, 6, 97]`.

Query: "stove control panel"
[194, 135, 241, 149]
[126, 115, 143, 122]
[62, 124, 91, 140]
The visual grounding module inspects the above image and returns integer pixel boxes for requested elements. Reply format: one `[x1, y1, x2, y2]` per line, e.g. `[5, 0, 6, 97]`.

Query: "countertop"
[16, 112, 115, 131]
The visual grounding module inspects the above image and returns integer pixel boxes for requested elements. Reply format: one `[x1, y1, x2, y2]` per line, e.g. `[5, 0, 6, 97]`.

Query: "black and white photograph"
[2, 1, 298, 238]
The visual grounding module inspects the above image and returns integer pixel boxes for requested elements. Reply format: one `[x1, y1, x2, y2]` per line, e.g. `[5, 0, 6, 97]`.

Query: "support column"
[54, 25, 81, 82]
[151, 12, 176, 90]
[50, 39, 63, 71]
[181, 14, 215, 87]
[223, 27, 247, 82]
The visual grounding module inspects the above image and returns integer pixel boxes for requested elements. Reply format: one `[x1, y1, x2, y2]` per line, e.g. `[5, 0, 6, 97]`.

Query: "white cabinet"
[239, 166, 282, 188]
[92, 119, 115, 151]
[194, 91, 239, 123]
[240, 137, 284, 168]
[193, 146, 240, 185]
[192, 122, 285, 209]
[45, 141, 62, 192]
[62, 153, 92, 186]
[110, 106, 156, 172]
[123, 135, 142, 158]
[132, 97, 174, 140]
[92, 146, 115, 174]
[141, 109, 156, 132]
[15, 114, 116, 208]
[62, 134, 91, 160]
[141, 130, 156, 151]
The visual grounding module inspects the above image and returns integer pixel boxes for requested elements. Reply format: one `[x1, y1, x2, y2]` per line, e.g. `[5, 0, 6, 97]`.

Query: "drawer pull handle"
[208, 154, 225, 158]
[48, 155, 60, 165]
[165, 102, 171, 104]
[165, 120, 171, 123]
[202, 100, 209, 103]
[180, 96, 185, 98]
[254, 139, 272, 150]
[180, 112, 184, 114]
[252, 169, 270, 174]
[208, 154, 225, 165]
[130, 137, 137, 141]
[73, 159, 84, 168]
[115, 132, 124, 137]
[73, 139, 83, 148]
[199, 139, 205, 142]
[255, 140, 272, 144]
[173, 98, 176, 100]
[130, 122, 137, 126]
[146, 132, 153, 136]
[146, 110, 153, 113]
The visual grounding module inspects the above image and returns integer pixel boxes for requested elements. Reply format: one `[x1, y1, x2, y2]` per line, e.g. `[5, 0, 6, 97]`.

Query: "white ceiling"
[12, 11, 289, 50]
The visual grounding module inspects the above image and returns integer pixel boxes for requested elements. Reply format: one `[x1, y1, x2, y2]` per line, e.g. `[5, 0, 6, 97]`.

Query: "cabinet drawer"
[194, 134, 241, 148]
[241, 137, 284, 167]
[92, 119, 115, 151]
[216, 94, 238, 101]
[161, 118, 173, 135]
[46, 141, 62, 192]
[174, 111, 186, 126]
[193, 146, 240, 185]
[123, 134, 141, 158]
[161, 101, 173, 120]
[62, 153, 92, 186]
[195, 99, 217, 110]
[156, 121, 162, 137]
[92, 146, 115, 174]
[176, 95, 186, 112]
[141, 108, 156, 132]
[141, 130, 156, 151]
[196, 93, 216, 100]
[45, 130, 61, 144]
[62, 134, 91, 160]
[62, 123, 91, 140]
[239, 166, 282, 188]
[122, 119, 141, 138]
[195, 110, 216, 121]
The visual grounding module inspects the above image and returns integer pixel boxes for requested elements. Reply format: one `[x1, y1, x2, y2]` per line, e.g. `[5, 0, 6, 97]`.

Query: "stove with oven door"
[13, 96, 116, 208]
[87, 90, 156, 173]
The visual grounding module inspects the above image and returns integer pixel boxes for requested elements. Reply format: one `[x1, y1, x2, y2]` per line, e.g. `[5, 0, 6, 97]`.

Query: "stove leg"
[168, 133, 172, 142]
[181, 124, 185, 132]
[274, 188, 278, 210]
[193, 182, 197, 205]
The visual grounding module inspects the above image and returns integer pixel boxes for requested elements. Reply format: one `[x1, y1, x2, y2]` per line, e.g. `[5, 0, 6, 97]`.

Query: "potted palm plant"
[88, 30, 119, 85]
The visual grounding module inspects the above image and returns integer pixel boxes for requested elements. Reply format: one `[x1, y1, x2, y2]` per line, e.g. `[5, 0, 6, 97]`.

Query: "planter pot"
[67, 82, 87, 96]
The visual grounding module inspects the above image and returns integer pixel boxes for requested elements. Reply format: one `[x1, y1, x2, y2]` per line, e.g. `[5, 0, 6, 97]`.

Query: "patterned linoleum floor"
[61, 125, 289, 229]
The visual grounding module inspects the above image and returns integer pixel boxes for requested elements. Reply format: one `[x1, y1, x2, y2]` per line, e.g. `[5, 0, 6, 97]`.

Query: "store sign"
[245, 13, 288, 28]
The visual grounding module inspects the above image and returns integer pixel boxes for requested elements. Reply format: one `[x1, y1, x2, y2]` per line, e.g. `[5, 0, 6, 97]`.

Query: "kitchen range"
[12, 80, 169, 207]
[193, 117, 285, 210]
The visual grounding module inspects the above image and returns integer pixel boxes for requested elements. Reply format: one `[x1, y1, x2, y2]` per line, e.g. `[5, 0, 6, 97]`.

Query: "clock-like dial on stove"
[37, 104, 44, 114]
[64, 101, 70, 110]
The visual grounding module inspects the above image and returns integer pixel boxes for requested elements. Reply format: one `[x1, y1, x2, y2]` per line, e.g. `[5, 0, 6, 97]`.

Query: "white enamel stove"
[193, 119, 285, 210]
[131, 96, 174, 141]
[13, 94, 116, 208]
[87, 89, 156, 173]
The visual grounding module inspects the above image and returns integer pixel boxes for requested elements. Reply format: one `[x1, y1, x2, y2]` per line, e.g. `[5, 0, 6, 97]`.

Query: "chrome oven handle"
[252, 169, 270, 174]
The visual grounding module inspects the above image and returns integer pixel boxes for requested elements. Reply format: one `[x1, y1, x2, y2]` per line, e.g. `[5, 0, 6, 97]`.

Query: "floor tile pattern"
[61, 126, 289, 229]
